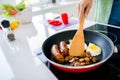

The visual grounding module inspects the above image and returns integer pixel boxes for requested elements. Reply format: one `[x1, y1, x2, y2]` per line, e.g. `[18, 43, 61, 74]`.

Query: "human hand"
[77, 0, 93, 21]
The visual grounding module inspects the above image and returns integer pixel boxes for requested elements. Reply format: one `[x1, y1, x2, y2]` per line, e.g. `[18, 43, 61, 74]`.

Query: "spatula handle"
[79, 15, 85, 30]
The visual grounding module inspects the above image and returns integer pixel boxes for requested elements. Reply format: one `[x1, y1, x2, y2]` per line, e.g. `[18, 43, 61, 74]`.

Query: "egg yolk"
[89, 45, 100, 50]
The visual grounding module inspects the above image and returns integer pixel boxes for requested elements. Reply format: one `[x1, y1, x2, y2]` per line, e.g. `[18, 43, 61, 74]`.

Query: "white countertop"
[0, 13, 95, 80]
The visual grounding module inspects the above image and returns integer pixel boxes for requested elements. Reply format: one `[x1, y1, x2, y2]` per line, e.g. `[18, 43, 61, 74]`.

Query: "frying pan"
[42, 30, 114, 72]
[96, 30, 117, 44]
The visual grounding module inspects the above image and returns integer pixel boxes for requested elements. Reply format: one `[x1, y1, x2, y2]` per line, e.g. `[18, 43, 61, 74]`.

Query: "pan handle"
[37, 52, 48, 64]
[116, 44, 120, 53]
[111, 44, 120, 59]
[34, 48, 48, 64]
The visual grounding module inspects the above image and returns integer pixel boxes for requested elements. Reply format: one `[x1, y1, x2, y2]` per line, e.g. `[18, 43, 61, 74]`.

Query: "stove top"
[44, 23, 120, 80]
[85, 23, 120, 45]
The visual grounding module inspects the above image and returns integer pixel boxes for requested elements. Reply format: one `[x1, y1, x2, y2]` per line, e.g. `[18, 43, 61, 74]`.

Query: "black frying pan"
[42, 30, 114, 72]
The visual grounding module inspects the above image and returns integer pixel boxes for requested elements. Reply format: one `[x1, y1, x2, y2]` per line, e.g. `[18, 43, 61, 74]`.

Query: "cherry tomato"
[7, 8, 18, 15]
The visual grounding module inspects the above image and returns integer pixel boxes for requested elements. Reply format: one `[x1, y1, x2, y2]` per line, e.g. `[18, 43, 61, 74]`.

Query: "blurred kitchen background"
[0, 0, 95, 21]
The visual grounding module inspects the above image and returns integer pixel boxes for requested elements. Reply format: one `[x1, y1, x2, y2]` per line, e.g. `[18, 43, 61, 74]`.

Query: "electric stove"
[38, 23, 120, 80]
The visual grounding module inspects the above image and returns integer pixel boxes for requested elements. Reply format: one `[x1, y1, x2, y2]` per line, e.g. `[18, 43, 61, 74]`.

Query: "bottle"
[1, 20, 15, 41]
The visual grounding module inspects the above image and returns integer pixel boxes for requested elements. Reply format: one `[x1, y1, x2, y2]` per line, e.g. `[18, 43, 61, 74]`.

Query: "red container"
[61, 13, 68, 24]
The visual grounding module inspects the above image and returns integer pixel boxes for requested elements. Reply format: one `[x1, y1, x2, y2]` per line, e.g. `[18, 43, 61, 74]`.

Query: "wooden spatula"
[69, 15, 85, 57]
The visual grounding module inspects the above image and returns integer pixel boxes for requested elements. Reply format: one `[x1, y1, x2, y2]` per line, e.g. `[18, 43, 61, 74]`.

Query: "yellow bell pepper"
[10, 20, 19, 30]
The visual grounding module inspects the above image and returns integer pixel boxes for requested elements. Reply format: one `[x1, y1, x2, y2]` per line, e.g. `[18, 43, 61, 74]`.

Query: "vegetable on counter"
[0, 1, 26, 18]
[48, 20, 62, 26]
[10, 20, 19, 30]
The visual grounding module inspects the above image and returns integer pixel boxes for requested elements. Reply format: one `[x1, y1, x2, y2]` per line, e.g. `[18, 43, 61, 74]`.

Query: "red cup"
[61, 13, 68, 24]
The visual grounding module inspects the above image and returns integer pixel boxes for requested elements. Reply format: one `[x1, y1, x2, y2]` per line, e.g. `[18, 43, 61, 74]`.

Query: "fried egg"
[86, 43, 101, 56]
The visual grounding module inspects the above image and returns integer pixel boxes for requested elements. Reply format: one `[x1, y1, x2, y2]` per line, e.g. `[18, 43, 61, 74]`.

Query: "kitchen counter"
[0, 13, 95, 80]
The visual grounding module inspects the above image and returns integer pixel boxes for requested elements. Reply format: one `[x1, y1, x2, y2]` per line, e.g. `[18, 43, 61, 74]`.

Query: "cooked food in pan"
[86, 43, 102, 56]
[51, 40, 101, 66]
[51, 44, 65, 63]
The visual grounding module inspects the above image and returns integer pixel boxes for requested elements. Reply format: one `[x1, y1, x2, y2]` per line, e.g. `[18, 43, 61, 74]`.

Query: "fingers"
[84, 5, 91, 18]
[84, 2, 92, 18]
[77, 0, 93, 21]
